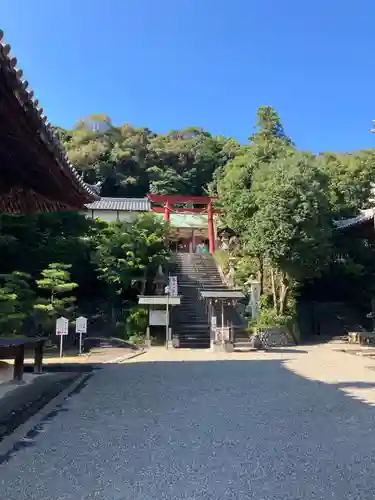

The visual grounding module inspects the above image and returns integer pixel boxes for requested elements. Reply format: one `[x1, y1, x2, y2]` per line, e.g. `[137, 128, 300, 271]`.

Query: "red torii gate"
[147, 194, 220, 254]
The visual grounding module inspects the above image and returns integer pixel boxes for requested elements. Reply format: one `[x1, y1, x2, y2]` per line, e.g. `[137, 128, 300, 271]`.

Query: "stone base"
[211, 341, 234, 353]
[166, 340, 175, 349]
[250, 335, 262, 350]
[225, 342, 234, 353]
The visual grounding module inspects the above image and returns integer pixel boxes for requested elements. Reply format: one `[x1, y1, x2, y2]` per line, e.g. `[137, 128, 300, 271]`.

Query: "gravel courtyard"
[1, 346, 375, 499]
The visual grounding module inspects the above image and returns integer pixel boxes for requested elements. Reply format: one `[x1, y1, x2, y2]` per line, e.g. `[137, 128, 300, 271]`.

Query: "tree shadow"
[95, 358, 375, 499]
[335, 381, 375, 390]
[234, 348, 309, 354]
[2, 358, 375, 499]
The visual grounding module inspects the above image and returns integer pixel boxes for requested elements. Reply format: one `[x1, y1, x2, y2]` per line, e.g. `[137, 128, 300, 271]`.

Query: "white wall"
[118, 211, 138, 222]
[82, 210, 139, 223]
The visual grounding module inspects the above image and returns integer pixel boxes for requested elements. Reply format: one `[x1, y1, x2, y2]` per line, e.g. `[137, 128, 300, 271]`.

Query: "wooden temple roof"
[335, 209, 375, 238]
[86, 197, 151, 212]
[0, 30, 100, 213]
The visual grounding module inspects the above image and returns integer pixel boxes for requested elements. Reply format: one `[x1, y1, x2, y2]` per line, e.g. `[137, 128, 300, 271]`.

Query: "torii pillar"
[207, 201, 215, 254]
[164, 200, 170, 222]
[147, 194, 219, 255]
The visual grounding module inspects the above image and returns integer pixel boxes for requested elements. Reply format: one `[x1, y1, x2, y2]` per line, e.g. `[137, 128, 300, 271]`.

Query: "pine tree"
[34, 263, 78, 319]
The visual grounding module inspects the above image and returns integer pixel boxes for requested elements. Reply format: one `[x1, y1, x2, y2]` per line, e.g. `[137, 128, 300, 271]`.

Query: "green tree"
[35, 263, 78, 321]
[125, 306, 148, 343]
[0, 271, 35, 317]
[0, 272, 35, 336]
[58, 117, 238, 198]
[91, 214, 168, 324]
[215, 106, 293, 234]
[0, 288, 23, 336]
[248, 105, 293, 161]
[246, 152, 332, 314]
[319, 150, 375, 218]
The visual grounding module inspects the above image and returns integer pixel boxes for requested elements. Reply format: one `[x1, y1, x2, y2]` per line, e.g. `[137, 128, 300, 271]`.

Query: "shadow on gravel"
[0, 359, 99, 454]
[0, 369, 92, 464]
[117, 357, 375, 414]
[2, 358, 375, 498]
[335, 381, 375, 390]
[234, 348, 309, 354]
[0, 373, 80, 443]
[0, 358, 115, 458]
[30, 358, 375, 499]
[23, 363, 98, 373]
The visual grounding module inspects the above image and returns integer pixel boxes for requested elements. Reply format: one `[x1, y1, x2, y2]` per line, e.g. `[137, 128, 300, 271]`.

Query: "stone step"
[175, 322, 208, 326]
[178, 342, 209, 349]
[171, 252, 230, 349]
[175, 327, 209, 332]
[177, 333, 209, 339]
[173, 306, 207, 312]
[173, 317, 207, 321]
[177, 332, 209, 337]
[177, 333, 210, 339]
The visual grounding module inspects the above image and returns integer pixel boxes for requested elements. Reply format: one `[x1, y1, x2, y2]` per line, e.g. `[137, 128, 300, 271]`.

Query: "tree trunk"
[258, 255, 264, 295]
[111, 304, 117, 327]
[278, 273, 289, 316]
[141, 270, 147, 295]
[270, 267, 277, 312]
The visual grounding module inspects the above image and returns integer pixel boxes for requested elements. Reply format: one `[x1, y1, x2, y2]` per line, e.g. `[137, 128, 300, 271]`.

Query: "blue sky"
[2, 0, 375, 152]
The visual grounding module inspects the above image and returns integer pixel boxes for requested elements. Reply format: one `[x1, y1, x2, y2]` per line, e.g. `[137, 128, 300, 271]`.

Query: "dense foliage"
[1, 108, 375, 339]
[214, 107, 375, 324]
[0, 212, 168, 339]
[91, 214, 169, 324]
[55, 115, 239, 197]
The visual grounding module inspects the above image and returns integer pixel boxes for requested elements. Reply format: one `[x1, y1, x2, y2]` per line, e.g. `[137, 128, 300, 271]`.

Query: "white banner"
[76, 316, 88, 334]
[169, 276, 178, 296]
[250, 281, 261, 320]
[56, 316, 69, 336]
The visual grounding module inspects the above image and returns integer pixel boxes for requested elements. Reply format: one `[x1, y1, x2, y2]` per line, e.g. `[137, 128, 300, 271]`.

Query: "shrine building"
[85, 194, 222, 253]
[0, 30, 99, 213]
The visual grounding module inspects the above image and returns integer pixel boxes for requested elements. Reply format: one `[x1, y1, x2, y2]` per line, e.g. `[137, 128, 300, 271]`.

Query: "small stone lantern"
[153, 265, 167, 296]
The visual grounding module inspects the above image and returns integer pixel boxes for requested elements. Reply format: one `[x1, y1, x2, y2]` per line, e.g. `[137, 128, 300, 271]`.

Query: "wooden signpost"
[56, 316, 69, 357]
[76, 316, 88, 355]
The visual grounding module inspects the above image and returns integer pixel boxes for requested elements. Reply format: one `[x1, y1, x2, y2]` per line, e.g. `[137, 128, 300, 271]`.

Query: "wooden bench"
[0, 337, 47, 383]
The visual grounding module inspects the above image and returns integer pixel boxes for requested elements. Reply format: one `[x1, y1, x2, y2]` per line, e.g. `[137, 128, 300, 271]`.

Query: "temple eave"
[0, 30, 100, 213]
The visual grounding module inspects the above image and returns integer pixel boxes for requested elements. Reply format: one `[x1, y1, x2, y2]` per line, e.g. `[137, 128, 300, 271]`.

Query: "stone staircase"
[170, 253, 244, 349]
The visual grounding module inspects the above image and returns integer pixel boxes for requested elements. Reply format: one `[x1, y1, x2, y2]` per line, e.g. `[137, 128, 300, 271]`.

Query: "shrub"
[124, 306, 148, 339]
[248, 294, 296, 333]
[128, 333, 146, 345]
[214, 249, 230, 275]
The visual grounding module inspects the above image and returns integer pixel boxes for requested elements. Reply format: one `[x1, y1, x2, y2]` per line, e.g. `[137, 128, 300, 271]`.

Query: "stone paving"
[1, 345, 375, 498]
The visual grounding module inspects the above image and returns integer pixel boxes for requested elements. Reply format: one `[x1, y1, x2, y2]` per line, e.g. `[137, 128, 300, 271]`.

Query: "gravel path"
[1, 348, 375, 499]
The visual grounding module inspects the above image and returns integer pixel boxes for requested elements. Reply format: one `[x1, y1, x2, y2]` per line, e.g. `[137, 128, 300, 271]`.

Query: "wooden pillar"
[13, 344, 25, 383]
[164, 200, 170, 222]
[189, 228, 194, 253]
[34, 340, 44, 374]
[207, 201, 215, 254]
[164, 200, 170, 248]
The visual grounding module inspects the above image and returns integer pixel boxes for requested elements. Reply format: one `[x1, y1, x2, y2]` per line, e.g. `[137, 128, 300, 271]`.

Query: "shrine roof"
[0, 30, 100, 213]
[334, 209, 375, 230]
[86, 197, 151, 211]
